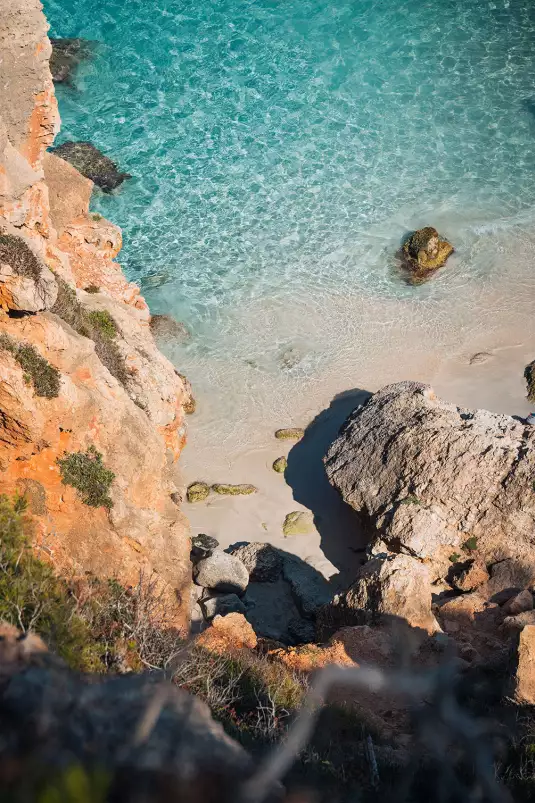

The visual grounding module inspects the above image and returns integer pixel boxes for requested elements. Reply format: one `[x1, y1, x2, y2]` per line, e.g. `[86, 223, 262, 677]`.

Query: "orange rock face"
[196, 614, 258, 653]
[0, 1, 192, 632]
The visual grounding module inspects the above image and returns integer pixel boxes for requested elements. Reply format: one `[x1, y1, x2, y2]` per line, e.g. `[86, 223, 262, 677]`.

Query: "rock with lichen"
[401, 226, 453, 283]
[283, 511, 314, 537]
[211, 483, 257, 496]
[275, 427, 305, 441]
[272, 456, 287, 473]
[187, 482, 211, 503]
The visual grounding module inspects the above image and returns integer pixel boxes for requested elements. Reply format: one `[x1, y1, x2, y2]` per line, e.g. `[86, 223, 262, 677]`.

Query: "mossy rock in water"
[272, 457, 288, 473]
[401, 226, 454, 284]
[283, 511, 314, 537]
[275, 428, 305, 441]
[524, 361, 535, 402]
[51, 141, 131, 193]
[187, 482, 211, 503]
[211, 484, 257, 496]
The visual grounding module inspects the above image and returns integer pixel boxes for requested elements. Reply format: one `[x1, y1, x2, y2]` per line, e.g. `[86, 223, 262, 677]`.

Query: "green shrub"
[57, 446, 115, 509]
[462, 536, 478, 553]
[0, 332, 61, 398]
[0, 230, 43, 280]
[87, 310, 117, 339]
[51, 276, 128, 387]
[84, 284, 100, 293]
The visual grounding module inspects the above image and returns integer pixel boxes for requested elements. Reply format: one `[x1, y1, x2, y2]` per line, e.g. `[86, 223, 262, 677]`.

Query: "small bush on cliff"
[57, 446, 115, 509]
[0, 332, 61, 398]
[0, 495, 102, 670]
[0, 229, 43, 280]
[51, 276, 129, 387]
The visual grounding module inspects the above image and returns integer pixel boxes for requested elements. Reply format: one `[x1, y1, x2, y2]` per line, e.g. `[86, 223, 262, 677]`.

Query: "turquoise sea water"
[44, 0, 535, 453]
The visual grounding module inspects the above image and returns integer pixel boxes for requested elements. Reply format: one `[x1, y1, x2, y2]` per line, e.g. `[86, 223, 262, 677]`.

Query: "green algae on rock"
[273, 457, 288, 473]
[187, 482, 211, 503]
[401, 226, 454, 284]
[275, 428, 305, 441]
[211, 484, 257, 496]
[283, 511, 314, 537]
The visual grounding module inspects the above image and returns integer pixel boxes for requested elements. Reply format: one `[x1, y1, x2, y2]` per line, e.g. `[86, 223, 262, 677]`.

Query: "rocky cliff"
[0, 0, 192, 630]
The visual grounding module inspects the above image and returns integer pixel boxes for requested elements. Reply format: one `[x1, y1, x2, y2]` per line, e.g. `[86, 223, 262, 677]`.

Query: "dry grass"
[0, 332, 61, 398]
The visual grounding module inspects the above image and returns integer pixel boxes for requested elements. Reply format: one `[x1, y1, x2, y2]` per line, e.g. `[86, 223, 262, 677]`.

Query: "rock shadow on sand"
[285, 388, 372, 591]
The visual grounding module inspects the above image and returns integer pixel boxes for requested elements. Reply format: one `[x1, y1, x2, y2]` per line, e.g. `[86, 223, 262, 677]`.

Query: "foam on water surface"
[45, 0, 535, 466]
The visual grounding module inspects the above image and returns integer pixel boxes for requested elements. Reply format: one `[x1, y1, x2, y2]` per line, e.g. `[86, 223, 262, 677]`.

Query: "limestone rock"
[503, 610, 535, 633]
[283, 511, 314, 536]
[524, 360, 535, 403]
[450, 559, 489, 593]
[514, 625, 535, 704]
[318, 553, 437, 638]
[0, 229, 58, 312]
[191, 533, 219, 563]
[51, 141, 131, 193]
[503, 589, 534, 616]
[326, 381, 535, 581]
[401, 226, 454, 283]
[282, 553, 332, 618]
[196, 612, 257, 652]
[201, 593, 246, 620]
[194, 551, 249, 594]
[229, 542, 283, 583]
[43, 152, 93, 235]
[487, 559, 535, 603]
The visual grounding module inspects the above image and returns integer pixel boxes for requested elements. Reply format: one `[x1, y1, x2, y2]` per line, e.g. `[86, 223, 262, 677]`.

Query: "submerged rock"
[50, 38, 93, 84]
[211, 483, 257, 496]
[283, 511, 314, 536]
[275, 427, 305, 441]
[149, 314, 190, 342]
[401, 226, 453, 283]
[187, 482, 210, 503]
[194, 551, 249, 594]
[51, 141, 131, 192]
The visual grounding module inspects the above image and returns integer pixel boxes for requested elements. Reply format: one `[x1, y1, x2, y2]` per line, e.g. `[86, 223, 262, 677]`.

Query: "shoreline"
[177, 303, 534, 589]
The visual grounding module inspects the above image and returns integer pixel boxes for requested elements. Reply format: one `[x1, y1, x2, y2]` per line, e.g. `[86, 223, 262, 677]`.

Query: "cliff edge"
[0, 0, 192, 631]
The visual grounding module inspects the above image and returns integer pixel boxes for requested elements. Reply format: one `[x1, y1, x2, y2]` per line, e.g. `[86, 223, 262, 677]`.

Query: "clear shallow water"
[44, 0, 535, 454]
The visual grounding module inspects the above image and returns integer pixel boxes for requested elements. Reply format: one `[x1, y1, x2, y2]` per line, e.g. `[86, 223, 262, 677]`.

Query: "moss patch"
[51, 276, 128, 387]
[273, 456, 288, 473]
[187, 482, 211, 503]
[0, 332, 60, 398]
[57, 446, 115, 509]
[283, 510, 314, 536]
[0, 230, 43, 280]
[275, 427, 305, 441]
[211, 483, 257, 496]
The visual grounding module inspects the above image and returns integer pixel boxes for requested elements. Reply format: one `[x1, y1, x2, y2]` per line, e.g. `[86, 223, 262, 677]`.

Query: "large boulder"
[513, 625, 535, 704]
[317, 553, 437, 639]
[325, 382, 535, 580]
[228, 542, 283, 583]
[194, 551, 249, 594]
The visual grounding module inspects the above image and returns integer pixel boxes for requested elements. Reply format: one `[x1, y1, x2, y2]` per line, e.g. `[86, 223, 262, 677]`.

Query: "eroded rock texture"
[325, 381, 535, 581]
[0, 0, 192, 631]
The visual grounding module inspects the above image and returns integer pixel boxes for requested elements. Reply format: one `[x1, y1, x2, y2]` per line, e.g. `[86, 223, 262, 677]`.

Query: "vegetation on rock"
[275, 427, 305, 440]
[0, 332, 61, 397]
[283, 511, 314, 536]
[273, 456, 287, 473]
[211, 483, 257, 496]
[0, 230, 43, 280]
[187, 482, 211, 503]
[57, 445, 115, 508]
[51, 275, 129, 387]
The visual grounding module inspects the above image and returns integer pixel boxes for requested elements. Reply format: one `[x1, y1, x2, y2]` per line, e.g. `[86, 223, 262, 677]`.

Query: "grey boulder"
[194, 551, 249, 594]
